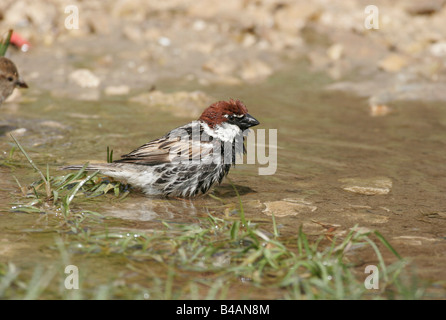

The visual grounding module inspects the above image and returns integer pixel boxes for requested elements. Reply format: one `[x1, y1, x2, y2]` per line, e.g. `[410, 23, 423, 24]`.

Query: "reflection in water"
[102, 197, 207, 221]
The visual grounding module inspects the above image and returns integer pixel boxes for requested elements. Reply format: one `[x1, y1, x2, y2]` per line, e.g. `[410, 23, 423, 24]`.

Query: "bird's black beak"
[16, 79, 28, 88]
[238, 113, 260, 130]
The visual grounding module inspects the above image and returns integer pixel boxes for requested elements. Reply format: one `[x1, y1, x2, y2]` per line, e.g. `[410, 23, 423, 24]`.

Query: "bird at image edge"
[0, 56, 28, 105]
[61, 99, 260, 197]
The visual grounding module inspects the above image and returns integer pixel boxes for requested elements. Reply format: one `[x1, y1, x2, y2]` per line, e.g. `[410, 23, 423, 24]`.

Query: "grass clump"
[10, 135, 128, 217]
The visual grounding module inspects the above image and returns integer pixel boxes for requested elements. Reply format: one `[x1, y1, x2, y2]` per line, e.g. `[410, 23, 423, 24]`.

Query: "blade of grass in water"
[66, 170, 100, 205]
[55, 163, 90, 191]
[271, 213, 279, 238]
[106, 146, 114, 163]
[10, 134, 51, 199]
[226, 177, 246, 226]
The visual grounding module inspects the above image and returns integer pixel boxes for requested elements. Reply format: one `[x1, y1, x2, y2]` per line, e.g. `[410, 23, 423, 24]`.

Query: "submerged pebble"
[262, 198, 317, 217]
[339, 177, 392, 195]
[104, 85, 130, 96]
[69, 69, 101, 88]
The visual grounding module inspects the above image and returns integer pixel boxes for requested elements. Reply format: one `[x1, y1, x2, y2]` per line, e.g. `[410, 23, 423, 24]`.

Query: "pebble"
[69, 69, 101, 88]
[369, 104, 392, 117]
[202, 57, 236, 76]
[262, 198, 317, 217]
[104, 85, 130, 96]
[378, 54, 410, 73]
[392, 236, 437, 246]
[130, 90, 214, 118]
[7, 128, 27, 136]
[430, 42, 446, 57]
[239, 59, 273, 81]
[327, 44, 344, 61]
[339, 177, 392, 195]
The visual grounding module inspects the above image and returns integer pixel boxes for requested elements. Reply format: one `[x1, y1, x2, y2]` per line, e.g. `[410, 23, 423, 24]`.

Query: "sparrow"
[61, 99, 260, 197]
[0, 56, 28, 105]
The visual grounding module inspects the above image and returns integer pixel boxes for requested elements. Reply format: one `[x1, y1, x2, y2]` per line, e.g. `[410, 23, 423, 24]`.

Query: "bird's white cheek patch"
[211, 123, 242, 142]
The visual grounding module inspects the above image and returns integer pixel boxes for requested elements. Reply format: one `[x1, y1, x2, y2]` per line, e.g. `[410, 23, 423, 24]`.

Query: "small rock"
[105, 85, 130, 96]
[430, 42, 446, 57]
[192, 19, 206, 31]
[8, 128, 27, 136]
[241, 33, 257, 47]
[202, 57, 237, 76]
[123, 25, 143, 42]
[263, 198, 317, 217]
[369, 104, 391, 117]
[239, 59, 273, 81]
[40, 120, 68, 130]
[327, 43, 344, 61]
[130, 90, 214, 118]
[308, 51, 330, 70]
[392, 236, 437, 246]
[158, 37, 171, 47]
[378, 54, 410, 73]
[274, 3, 320, 33]
[69, 69, 101, 88]
[339, 177, 392, 195]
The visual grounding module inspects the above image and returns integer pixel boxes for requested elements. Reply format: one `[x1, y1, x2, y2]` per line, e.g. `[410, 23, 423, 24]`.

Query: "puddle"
[1, 60, 446, 298]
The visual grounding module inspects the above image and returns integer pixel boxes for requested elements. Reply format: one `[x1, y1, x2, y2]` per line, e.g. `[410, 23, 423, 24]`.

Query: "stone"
[123, 25, 143, 42]
[239, 59, 273, 81]
[69, 69, 101, 88]
[7, 128, 27, 136]
[327, 43, 344, 61]
[392, 236, 437, 246]
[430, 42, 446, 57]
[339, 177, 392, 195]
[202, 57, 237, 76]
[129, 90, 214, 118]
[369, 104, 391, 117]
[105, 85, 130, 96]
[262, 198, 317, 217]
[274, 3, 321, 34]
[378, 54, 410, 73]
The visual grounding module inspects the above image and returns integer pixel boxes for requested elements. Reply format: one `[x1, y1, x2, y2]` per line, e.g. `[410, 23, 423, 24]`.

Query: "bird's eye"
[7, 77, 14, 82]
[225, 114, 244, 121]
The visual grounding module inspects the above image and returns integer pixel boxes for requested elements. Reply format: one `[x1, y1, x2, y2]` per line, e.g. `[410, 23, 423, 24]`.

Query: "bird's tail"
[59, 163, 120, 173]
[59, 163, 143, 186]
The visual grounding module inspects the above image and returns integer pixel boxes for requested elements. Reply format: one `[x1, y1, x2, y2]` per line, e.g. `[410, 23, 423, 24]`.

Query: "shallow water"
[1, 60, 445, 298]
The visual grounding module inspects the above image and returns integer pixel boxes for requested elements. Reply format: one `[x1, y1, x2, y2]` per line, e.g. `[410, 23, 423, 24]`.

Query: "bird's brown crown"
[198, 99, 249, 128]
[0, 56, 19, 77]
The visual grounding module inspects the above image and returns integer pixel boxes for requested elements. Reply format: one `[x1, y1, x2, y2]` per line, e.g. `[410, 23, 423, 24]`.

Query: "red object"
[10, 32, 31, 51]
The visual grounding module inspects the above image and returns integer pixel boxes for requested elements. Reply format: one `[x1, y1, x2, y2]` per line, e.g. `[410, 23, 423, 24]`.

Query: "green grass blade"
[374, 230, 402, 260]
[10, 134, 51, 198]
[0, 29, 13, 57]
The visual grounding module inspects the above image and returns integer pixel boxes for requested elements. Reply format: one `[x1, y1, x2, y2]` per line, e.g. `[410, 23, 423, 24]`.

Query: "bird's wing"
[114, 122, 215, 166]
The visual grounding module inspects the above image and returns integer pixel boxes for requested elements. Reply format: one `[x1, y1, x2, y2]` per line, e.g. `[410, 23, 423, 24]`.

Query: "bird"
[0, 56, 28, 105]
[61, 99, 260, 197]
